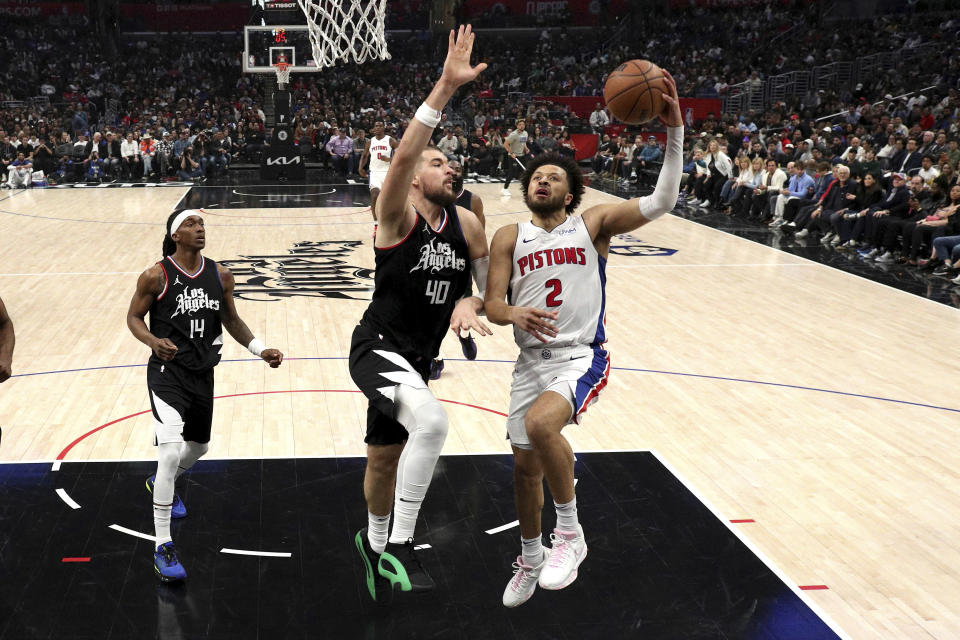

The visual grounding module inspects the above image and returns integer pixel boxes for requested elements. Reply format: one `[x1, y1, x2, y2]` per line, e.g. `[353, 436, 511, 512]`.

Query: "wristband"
[248, 338, 266, 357]
[414, 102, 442, 129]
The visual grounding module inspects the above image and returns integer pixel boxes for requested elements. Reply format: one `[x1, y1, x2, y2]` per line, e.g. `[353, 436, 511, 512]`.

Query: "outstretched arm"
[582, 71, 684, 242]
[217, 266, 283, 368]
[0, 296, 14, 382]
[375, 25, 487, 242]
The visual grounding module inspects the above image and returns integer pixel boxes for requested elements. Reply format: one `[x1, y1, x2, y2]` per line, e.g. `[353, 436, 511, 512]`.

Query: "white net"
[297, 0, 391, 69]
[273, 63, 291, 86]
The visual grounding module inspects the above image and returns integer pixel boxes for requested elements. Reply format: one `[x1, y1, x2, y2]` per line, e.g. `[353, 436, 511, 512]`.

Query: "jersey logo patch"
[172, 287, 221, 317]
[409, 238, 466, 274]
[174, 275, 183, 287]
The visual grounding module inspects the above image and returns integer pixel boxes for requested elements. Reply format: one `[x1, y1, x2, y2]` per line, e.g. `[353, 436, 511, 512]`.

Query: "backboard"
[243, 25, 319, 74]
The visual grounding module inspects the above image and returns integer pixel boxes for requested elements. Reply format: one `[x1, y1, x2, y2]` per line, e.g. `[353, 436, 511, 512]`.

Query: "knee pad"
[395, 385, 448, 441]
[157, 442, 180, 474]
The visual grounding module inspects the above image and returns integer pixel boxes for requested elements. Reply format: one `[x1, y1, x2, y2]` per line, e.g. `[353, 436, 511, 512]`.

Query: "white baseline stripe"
[650, 450, 852, 640]
[56, 488, 81, 509]
[221, 548, 292, 558]
[485, 520, 519, 535]
[51, 460, 62, 472]
[109, 523, 158, 542]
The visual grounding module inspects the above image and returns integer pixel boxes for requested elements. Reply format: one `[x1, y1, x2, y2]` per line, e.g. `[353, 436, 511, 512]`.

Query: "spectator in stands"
[728, 156, 765, 216]
[836, 172, 884, 247]
[210, 131, 231, 176]
[917, 130, 936, 157]
[325, 128, 353, 177]
[902, 185, 960, 265]
[121, 132, 141, 180]
[101, 132, 121, 178]
[918, 155, 940, 186]
[592, 133, 615, 175]
[178, 146, 203, 182]
[32, 135, 55, 177]
[635, 135, 663, 176]
[436, 127, 461, 163]
[749, 159, 788, 219]
[945, 139, 960, 169]
[926, 232, 960, 278]
[589, 103, 609, 136]
[772, 159, 816, 225]
[85, 150, 105, 183]
[557, 128, 576, 159]
[6, 151, 31, 189]
[537, 128, 558, 154]
[140, 133, 157, 178]
[0, 134, 15, 174]
[192, 131, 212, 176]
[465, 126, 491, 175]
[351, 128, 367, 176]
[890, 137, 922, 176]
[156, 132, 174, 179]
[863, 175, 929, 262]
[695, 138, 733, 209]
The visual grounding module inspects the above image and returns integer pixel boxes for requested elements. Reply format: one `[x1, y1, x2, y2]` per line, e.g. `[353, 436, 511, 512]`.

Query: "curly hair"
[520, 152, 585, 214]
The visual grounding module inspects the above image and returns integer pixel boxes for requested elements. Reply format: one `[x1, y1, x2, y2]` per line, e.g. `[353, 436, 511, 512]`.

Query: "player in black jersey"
[430, 159, 485, 379]
[351, 25, 491, 602]
[126, 209, 283, 582]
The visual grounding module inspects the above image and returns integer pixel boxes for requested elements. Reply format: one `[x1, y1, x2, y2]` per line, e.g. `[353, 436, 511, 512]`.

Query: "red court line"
[55, 389, 507, 463]
[730, 519, 755, 523]
[62, 557, 91, 563]
[799, 585, 829, 590]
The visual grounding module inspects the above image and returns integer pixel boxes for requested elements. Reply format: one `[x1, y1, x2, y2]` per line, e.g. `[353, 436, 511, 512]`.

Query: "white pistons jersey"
[509, 215, 606, 349]
[368, 135, 393, 173]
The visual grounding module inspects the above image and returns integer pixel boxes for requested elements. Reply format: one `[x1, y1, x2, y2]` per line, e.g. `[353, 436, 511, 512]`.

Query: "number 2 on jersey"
[545, 279, 563, 307]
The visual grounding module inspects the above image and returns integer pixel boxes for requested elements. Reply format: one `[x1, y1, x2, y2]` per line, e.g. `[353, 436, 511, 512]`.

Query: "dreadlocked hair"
[162, 210, 180, 257]
[520, 152, 585, 214]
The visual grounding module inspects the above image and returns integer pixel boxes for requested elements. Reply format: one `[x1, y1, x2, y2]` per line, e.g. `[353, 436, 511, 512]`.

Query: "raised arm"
[582, 70, 683, 244]
[217, 265, 283, 367]
[376, 25, 486, 240]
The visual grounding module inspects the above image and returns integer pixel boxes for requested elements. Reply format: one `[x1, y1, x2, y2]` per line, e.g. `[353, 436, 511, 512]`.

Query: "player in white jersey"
[486, 71, 684, 608]
[359, 121, 399, 235]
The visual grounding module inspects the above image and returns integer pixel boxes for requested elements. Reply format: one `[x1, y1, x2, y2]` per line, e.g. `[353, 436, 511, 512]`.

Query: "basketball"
[603, 59, 668, 124]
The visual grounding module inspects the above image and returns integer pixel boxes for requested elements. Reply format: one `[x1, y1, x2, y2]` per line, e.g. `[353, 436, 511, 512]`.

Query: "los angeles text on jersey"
[517, 247, 588, 276]
[410, 238, 467, 274]
[172, 287, 221, 317]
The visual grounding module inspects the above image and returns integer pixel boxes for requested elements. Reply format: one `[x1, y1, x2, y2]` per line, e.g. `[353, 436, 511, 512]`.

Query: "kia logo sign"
[266, 156, 302, 166]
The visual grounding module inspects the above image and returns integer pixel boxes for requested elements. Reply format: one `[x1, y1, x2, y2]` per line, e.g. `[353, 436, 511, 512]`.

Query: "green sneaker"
[354, 529, 392, 603]
[378, 538, 435, 593]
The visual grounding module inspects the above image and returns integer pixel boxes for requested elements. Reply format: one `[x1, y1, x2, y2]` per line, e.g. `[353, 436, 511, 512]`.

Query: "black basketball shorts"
[348, 324, 431, 446]
[146, 359, 215, 445]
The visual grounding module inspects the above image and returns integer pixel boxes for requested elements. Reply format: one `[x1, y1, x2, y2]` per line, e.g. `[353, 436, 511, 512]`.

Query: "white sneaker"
[830, 236, 842, 246]
[820, 232, 835, 244]
[770, 217, 784, 228]
[687, 197, 700, 205]
[864, 247, 879, 259]
[500, 188, 511, 196]
[951, 274, 960, 285]
[502, 549, 550, 608]
[538, 526, 587, 590]
[699, 200, 711, 208]
[795, 229, 809, 239]
[876, 251, 895, 263]
[784, 221, 796, 229]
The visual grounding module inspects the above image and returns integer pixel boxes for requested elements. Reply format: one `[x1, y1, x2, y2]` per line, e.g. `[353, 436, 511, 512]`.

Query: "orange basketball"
[603, 60, 669, 125]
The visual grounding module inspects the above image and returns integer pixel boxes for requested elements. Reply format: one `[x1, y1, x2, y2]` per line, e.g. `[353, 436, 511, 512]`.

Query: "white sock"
[554, 497, 579, 533]
[175, 441, 209, 479]
[521, 536, 544, 567]
[154, 442, 179, 545]
[368, 512, 390, 554]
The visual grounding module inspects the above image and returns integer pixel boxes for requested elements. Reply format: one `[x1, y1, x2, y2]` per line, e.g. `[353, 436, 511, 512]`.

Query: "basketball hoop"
[297, 0, 391, 68]
[273, 61, 291, 87]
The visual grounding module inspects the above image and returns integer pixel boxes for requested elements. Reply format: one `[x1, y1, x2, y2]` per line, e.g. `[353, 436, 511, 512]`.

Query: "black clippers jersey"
[361, 204, 471, 360]
[149, 255, 225, 372]
[456, 189, 473, 212]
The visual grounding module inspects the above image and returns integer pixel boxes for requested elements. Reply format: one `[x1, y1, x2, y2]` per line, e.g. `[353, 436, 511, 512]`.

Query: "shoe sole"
[539, 545, 588, 591]
[154, 564, 186, 583]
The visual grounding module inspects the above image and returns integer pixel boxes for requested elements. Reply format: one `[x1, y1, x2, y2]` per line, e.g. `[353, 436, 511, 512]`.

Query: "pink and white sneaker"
[502, 549, 550, 608]
[538, 526, 587, 590]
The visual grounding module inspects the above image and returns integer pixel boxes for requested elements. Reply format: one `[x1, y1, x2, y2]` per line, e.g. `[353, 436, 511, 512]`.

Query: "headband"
[169, 209, 202, 237]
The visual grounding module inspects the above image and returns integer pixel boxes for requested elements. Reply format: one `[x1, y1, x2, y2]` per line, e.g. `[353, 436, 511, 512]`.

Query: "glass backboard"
[243, 25, 319, 74]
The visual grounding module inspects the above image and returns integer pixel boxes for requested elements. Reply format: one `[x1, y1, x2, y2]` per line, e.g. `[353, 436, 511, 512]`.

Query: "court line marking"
[607, 263, 818, 269]
[56, 488, 81, 509]
[485, 479, 578, 535]
[8, 356, 958, 415]
[220, 548, 292, 558]
[231, 188, 336, 197]
[109, 523, 157, 542]
[651, 449, 852, 640]
[0, 271, 141, 277]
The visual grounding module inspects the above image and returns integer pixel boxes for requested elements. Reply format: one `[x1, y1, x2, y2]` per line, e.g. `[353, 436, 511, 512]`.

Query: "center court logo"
[219, 241, 374, 301]
[609, 234, 678, 257]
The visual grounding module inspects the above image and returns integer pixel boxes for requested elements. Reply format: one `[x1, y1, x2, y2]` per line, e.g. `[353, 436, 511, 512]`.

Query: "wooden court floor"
[0, 182, 958, 639]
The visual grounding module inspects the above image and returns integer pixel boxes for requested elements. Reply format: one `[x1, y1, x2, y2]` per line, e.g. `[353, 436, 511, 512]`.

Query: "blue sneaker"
[429, 359, 444, 380]
[146, 476, 187, 519]
[154, 542, 187, 582]
[458, 333, 478, 360]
